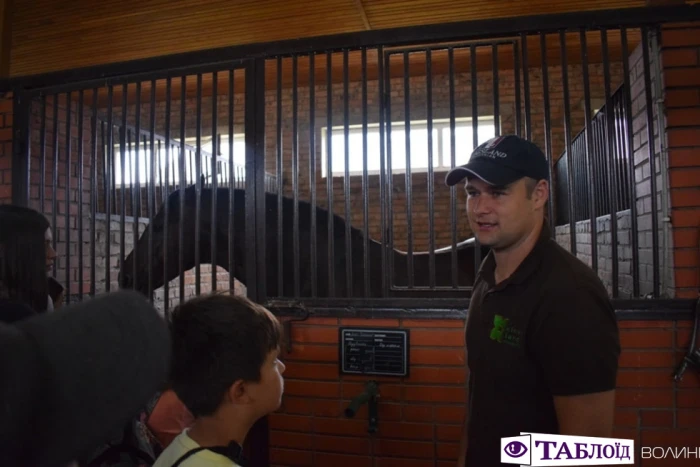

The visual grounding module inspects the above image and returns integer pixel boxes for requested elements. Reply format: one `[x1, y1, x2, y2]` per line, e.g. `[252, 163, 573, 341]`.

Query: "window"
[112, 133, 246, 186]
[321, 117, 497, 177]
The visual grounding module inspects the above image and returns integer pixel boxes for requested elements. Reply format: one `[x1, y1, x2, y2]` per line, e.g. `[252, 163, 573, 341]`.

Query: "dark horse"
[119, 182, 488, 299]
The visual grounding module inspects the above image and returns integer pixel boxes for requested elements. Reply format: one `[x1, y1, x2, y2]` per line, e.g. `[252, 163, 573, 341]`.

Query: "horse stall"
[5, 3, 700, 466]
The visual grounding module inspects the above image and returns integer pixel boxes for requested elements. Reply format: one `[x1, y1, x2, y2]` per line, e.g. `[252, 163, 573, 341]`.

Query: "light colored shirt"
[153, 429, 239, 467]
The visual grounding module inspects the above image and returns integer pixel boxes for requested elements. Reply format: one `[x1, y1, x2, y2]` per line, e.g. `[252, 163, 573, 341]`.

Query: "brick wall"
[270, 316, 700, 467]
[661, 21, 700, 300]
[0, 92, 13, 203]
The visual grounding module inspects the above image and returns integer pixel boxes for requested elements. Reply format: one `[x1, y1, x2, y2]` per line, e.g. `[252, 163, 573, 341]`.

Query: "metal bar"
[470, 44, 481, 278]
[103, 88, 112, 291]
[641, 27, 660, 298]
[378, 46, 388, 297]
[12, 4, 699, 92]
[228, 70, 235, 293]
[601, 28, 619, 298]
[309, 53, 318, 298]
[384, 50, 394, 295]
[560, 31, 576, 253]
[361, 48, 370, 297]
[540, 34, 555, 230]
[580, 29, 598, 274]
[77, 90, 84, 300]
[90, 88, 97, 297]
[179, 76, 187, 305]
[132, 83, 141, 295]
[521, 33, 531, 140]
[39, 94, 46, 211]
[426, 49, 435, 289]
[343, 49, 352, 297]
[326, 51, 335, 297]
[194, 74, 203, 296]
[211, 72, 219, 292]
[492, 44, 500, 136]
[514, 41, 522, 137]
[384, 39, 516, 57]
[621, 27, 640, 297]
[119, 85, 127, 299]
[276, 57, 284, 296]
[448, 47, 458, 289]
[10, 91, 30, 207]
[149, 81, 158, 303]
[64, 91, 72, 303]
[403, 51, 414, 288]
[52, 94, 59, 277]
[293, 56, 301, 298]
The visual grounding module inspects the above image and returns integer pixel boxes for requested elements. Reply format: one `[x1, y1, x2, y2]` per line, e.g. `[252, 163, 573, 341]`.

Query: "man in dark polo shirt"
[445, 135, 620, 467]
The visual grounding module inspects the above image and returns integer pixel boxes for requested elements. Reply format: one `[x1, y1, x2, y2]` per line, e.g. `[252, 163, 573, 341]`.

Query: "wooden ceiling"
[10, 0, 647, 78]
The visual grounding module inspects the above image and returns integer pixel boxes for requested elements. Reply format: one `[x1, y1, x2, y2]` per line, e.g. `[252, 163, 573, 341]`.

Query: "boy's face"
[246, 347, 286, 416]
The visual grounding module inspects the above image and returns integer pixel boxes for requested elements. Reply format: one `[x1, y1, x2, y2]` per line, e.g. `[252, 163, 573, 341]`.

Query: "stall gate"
[7, 7, 699, 321]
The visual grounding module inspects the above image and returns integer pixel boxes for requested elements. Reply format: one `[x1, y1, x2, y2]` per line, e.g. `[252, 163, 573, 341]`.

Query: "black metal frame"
[6, 4, 700, 320]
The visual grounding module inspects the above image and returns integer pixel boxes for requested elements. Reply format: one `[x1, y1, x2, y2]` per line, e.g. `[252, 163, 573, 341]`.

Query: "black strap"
[171, 440, 248, 467]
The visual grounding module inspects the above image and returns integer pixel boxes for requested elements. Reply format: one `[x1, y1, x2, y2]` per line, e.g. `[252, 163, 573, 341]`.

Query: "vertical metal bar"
[132, 83, 141, 294]
[381, 48, 390, 296]
[64, 92, 72, 303]
[292, 56, 301, 298]
[151, 79, 160, 305]
[580, 29, 598, 275]
[326, 51, 335, 297]
[521, 33, 531, 140]
[179, 76, 187, 305]
[120, 85, 127, 298]
[641, 28, 660, 298]
[211, 72, 219, 292]
[601, 28, 619, 298]
[104, 87, 113, 291]
[514, 41, 522, 137]
[309, 53, 317, 298]
[343, 49, 353, 296]
[228, 70, 235, 293]
[426, 49, 435, 289]
[492, 44, 500, 136]
[621, 27, 640, 297]
[276, 57, 284, 297]
[361, 48, 370, 297]
[52, 94, 59, 277]
[403, 51, 414, 288]
[77, 90, 84, 300]
[90, 88, 97, 297]
[195, 74, 203, 296]
[448, 47, 458, 289]
[39, 94, 47, 211]
[540, 34, 555, 231]
[470, 45, 481, 278]
[560, 31, 576, 254]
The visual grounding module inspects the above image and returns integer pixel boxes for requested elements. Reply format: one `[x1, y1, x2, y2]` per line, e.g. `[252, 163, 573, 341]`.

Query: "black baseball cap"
[445, 135, 550, 187]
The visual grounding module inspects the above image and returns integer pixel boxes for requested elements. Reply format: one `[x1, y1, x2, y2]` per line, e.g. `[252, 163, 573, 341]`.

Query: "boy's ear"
[226, 380, 250, 405]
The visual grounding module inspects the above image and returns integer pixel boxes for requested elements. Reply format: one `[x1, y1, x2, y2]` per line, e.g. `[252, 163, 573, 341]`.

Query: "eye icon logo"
[504, 441, 528, 458]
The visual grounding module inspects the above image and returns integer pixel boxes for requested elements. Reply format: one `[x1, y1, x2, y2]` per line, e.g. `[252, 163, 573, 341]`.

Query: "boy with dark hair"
[153, 293, 285, 467]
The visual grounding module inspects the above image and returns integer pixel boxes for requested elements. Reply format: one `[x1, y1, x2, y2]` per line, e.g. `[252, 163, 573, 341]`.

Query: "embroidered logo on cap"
[474, 136, 508, 159]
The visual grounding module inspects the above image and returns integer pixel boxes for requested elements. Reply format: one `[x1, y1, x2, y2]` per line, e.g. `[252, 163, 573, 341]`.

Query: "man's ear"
[534, 180, 549, 209]
[226, 380, 250, 405]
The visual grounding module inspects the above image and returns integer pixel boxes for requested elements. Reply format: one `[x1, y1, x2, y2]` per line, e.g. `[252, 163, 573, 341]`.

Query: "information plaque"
[339, 327, 409, 377]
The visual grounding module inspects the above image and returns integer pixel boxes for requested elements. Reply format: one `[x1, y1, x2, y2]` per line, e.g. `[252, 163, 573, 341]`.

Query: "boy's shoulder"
[153, 430, 239, 467]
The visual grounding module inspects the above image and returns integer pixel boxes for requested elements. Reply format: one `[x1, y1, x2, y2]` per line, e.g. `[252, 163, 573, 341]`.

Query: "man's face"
[45, 228, 57, 273]
[464, 176, 547, 251]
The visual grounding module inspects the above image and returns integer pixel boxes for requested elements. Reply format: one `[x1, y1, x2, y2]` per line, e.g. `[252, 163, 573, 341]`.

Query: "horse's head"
[119, 182, 200, 295]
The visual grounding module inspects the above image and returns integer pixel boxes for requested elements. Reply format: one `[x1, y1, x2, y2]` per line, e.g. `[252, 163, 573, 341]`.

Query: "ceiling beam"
[354, 0, 372, 30]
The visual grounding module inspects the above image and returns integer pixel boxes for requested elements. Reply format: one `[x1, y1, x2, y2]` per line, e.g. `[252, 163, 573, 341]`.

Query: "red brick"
[378, 421, 434, 440]
[283, 344, 338, 363]
[269, 413, 313, 432]
[313, 418, 367, 436]
[668, 129, 700, 148]
[615, 389, 674, 408]
[402, 319, 464, 328]
[616, 370, 674, 388]
[675, 268, 700, 288]
[407, 367, 466, 385]
[667, 107, 700, 127]
[436, 424, 461, 442]
[315, 452, 372, 467]
[313, 399, 342, 417]
[614, 409, 638, 428]
[436, 442, 459, 461]
[663, 48, 700, 68]
[619, 321, 674, 329]
[677, 409, 700, 428]
[280, 396, 313, 415]
[665, 89, 700, 108]
[375, 457, 435, 467]
[620, 330, 674, 349]
[340, 318, 400, 327]
[314, 434, 370, 455]
[670, 168, 700, 188]
[283, 362, 338, 380]
[374, 438, 434, 458]
[343, 382, 402, 402]
[404, 386, 466, 403]
[674, 248, 700, 268]
[640, 410, 675, 427]
[671, 208, 700, 228]
[284, 380, 340, 398]
[434, 405, 466, 424]
[410, 348, 465, 365]
[291, 325, 338, 344]
[402, 404, 433, 422]
[662, 29, 700, 47]
[671, 188, 700, 208]
[410, 329, 464, 347]
[641, 429, 700, 446]
[677, 390, 700, 408]
[674, 228, 700, 248]
[618, 351, 675, 368]
[269, 448, 313, 466]
[269, 431, 314, 450]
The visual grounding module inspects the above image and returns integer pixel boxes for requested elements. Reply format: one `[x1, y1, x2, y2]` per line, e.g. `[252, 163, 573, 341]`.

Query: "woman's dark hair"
[0, 204, 50, 312]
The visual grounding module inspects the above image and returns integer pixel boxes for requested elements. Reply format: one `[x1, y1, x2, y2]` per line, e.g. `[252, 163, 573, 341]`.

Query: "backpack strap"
[171, 440, 248, 467]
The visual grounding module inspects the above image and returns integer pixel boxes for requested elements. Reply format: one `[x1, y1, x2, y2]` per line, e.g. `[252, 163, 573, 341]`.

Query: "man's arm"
[553, 390, 616, 437]
[531, 286, 620, 437]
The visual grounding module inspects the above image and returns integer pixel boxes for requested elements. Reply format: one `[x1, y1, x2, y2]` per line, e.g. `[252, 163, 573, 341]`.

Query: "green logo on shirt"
[490, 314, 521, 347]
